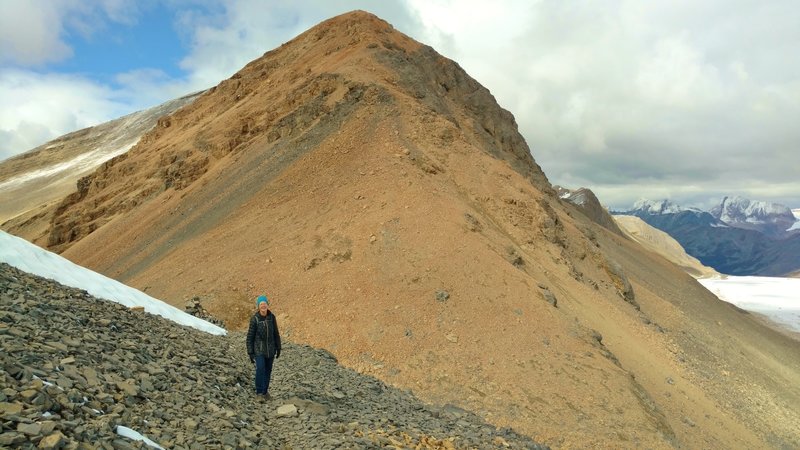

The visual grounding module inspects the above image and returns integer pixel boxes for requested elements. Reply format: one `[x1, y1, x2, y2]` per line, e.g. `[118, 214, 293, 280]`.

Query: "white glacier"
[698, 275, 800, 333]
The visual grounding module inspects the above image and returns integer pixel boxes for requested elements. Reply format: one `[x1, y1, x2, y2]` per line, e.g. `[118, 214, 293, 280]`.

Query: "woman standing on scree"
[246, 295, 281, 400]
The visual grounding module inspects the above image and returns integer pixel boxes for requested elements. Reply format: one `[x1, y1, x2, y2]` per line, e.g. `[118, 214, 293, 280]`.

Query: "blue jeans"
[254, 355, 274, 395]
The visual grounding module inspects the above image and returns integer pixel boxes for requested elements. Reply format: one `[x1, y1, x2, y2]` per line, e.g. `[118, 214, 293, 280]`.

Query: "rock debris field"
[0, 263, 548, 449]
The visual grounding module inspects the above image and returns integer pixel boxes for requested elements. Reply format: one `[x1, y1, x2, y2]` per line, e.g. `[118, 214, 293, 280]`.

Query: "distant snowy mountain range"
[614, 196, 800, 276]
[630, 199, 700, 215]
[711, 196, 797, 236]
[628, 196, 799, 237]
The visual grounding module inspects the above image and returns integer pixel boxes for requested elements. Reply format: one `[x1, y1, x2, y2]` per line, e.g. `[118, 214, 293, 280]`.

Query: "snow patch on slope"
[116, 426, 165, 449]
[0, 231, 225, 335]
[0, 141, 136, 191]
[790, 209, 800, 231]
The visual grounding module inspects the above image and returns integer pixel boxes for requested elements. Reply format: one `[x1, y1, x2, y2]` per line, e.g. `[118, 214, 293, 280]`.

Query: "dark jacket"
[246, 310, 281, 359]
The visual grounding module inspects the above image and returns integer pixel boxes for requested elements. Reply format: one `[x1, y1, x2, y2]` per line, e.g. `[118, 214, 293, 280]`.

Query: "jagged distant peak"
[711, 195, 794, 225]
[555, 185, 591, 205]
[553, 185, 624, 236]
[631, 198, 684, 215]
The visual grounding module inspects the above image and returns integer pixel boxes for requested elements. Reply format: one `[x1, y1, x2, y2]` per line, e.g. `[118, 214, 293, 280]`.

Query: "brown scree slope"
[9, 11, 800, 449]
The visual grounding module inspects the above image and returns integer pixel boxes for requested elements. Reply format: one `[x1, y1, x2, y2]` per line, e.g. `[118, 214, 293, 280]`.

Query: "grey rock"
[604, 259, 638, 308]
[40, 420, 57, 435]
[116, 381, 139, 397]
[46, 341, 70, 352]
[18, 421, 43, 435]
[277, 404, 299, 417]
[38, 431, 66, 449]
[1, 401, 23, 416]
[0, 262, 549, 450]
[539, 287, 558, 307]
[111, 439, 139, 450]
[0, 432, 26, 446]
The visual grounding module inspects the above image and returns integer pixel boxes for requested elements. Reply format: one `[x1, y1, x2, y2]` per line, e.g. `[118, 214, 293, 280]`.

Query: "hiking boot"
[264, 393, 272, 400]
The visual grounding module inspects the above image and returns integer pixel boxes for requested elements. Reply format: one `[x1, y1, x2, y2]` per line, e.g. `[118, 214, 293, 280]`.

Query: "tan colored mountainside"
[614, 215, 718, 278]
[4, 11, 799, 449]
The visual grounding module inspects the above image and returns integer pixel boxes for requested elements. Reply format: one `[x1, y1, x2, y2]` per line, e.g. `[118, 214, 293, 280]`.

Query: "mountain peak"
[710, 195, 796, 237]
[631, 198, 684, 215]
[711, 195, 794, 224]
[555, 186, 625, 236]
[41, 10, 549, 252]
[315, 9, 394, 32]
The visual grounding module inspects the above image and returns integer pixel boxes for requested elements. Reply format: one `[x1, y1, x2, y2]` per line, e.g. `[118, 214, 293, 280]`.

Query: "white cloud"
[400, 0, 800, 208]
[0, 1, 72, 65]
[636, 31, 725, 107]
[0, 69, 128, 158]
[0, 0, 143, 67]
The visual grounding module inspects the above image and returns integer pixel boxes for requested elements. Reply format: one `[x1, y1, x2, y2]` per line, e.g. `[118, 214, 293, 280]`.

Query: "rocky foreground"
[0, 263, 548, 449]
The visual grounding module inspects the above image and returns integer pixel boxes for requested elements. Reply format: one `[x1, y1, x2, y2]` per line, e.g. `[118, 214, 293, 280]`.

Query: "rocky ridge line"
[0, 263, 548, 449]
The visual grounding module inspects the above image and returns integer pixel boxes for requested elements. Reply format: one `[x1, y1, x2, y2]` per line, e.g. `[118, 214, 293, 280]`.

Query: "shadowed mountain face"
[2, 11, 799, 449]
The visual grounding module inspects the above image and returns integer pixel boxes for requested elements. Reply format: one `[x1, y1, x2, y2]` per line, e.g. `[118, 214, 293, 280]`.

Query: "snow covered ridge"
[0, 90, 203, 191]
[790, 209, 800, 232]
[623, 196, 799, 234]
[698, 276, 800, 333]
[630, 199, 686, 215]
[710, 195, 794, 225]
[0, 231, 226, 335]
[0, 141, 136, 191]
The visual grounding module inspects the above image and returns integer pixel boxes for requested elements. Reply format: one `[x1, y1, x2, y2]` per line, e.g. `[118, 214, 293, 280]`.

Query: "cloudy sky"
[1, 0, 798, 210]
